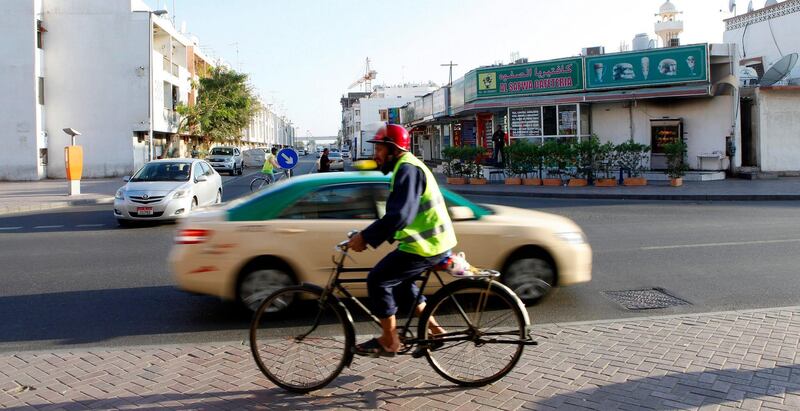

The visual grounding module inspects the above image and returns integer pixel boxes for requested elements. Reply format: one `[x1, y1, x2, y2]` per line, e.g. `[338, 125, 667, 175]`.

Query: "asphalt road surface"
[1, 162, 799, 353]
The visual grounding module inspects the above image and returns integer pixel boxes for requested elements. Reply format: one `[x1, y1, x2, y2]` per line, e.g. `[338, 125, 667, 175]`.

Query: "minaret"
[655, 0, 684, 47]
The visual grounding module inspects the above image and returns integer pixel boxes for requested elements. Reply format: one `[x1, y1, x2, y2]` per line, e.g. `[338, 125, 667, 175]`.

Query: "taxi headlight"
[115, 189, 124, 200]
[555, 232, 586, 245]
[173, 189, 190, 199]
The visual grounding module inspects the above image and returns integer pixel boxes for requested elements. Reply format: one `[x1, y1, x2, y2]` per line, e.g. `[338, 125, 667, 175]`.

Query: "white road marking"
[34, 225, 63, 229]
[76, 224, 105, 228]
[641, 238, 800, 250]
[0, 227, 22, 231]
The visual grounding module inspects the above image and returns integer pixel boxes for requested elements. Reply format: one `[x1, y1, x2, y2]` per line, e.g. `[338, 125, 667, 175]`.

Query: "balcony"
[162, 57, 179, 77]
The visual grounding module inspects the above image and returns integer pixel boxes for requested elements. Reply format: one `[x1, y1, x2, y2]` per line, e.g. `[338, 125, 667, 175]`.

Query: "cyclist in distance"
[261, 147, 281, 183]
[347, 124, 457, 357]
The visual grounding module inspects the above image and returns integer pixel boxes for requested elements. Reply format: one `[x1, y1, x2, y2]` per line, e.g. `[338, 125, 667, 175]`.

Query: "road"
[1, 158, 799, 353]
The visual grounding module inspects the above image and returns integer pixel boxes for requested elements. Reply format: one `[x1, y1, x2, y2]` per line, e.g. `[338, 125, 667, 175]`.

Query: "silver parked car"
[206, 146, 244, 175]
[114, 159, 223, 226]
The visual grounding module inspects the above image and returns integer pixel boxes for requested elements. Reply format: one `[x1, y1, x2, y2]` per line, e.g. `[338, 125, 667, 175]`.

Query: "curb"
[0, 196, 114, 217]
[447, 188, 800, 201]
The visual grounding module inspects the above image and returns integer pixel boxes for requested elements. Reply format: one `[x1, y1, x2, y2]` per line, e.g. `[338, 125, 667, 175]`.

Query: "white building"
[0, 0, 212, 180]
[241, 103, 295, 149]
[724, 0, 800, 174]
[342, 85, 437, 159]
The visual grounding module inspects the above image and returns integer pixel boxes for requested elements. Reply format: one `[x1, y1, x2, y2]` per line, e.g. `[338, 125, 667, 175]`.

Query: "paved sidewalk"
[2, 307, 799, 410]
[437, 175, 800, 201]
[0, 179, 120, 216]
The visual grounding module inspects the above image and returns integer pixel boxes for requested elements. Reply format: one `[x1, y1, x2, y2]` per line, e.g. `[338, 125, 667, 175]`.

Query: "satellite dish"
[747, 0, 754, 12]
[760, 53, 799, 86]
[765, 0, 778, 6]
[729, 0, 736, 13]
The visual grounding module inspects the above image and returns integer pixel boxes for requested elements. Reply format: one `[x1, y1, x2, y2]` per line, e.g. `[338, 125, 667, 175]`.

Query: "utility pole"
[440, 61, 458, 86]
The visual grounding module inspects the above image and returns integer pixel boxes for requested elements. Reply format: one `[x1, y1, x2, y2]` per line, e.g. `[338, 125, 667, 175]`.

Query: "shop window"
[542, 106, 557, 136]
[558, 105, 577, 136]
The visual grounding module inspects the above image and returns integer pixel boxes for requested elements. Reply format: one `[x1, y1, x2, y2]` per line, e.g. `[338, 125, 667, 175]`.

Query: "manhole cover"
[602, 288, 690, 310]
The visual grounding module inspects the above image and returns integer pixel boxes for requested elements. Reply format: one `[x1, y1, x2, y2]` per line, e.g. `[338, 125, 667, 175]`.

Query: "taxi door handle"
[275, 228, 307, 234]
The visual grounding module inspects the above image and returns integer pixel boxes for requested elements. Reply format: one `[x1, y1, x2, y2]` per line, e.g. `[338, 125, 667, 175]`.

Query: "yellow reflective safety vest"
[391, 153, 457, 257]
[261, 153, 274, 174]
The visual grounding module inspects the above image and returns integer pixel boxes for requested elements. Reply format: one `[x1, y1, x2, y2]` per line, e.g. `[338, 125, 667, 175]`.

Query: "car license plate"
[137, 207, 154, 216]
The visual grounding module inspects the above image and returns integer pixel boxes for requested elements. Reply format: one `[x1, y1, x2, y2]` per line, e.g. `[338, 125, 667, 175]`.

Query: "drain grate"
[602, 287, 691, 310]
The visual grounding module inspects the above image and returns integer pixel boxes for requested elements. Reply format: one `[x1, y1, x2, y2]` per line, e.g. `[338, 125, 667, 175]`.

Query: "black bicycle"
[249, 169, 291, 192]
[249, 233, 536, 393]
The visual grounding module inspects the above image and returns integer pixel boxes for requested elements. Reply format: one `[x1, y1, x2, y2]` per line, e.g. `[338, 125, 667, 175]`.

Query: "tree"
[177, 66, 259, 144]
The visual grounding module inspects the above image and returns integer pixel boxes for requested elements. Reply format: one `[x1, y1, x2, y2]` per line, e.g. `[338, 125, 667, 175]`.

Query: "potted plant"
[663, 140, 689, 187]
[466, 146, 488, 184]
[520, 142, 542, 185]
[569, 136, 600, 187]
[616, 140, 651, 186]
[442, 146, 466, 185]
[541, 139, 572, 186]
[502, 144, 521, 184]
[595, 141, 619, 187]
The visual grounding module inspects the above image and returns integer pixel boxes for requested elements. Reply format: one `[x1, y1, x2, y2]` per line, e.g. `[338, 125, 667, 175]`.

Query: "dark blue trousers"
[367, 249, 449, 318]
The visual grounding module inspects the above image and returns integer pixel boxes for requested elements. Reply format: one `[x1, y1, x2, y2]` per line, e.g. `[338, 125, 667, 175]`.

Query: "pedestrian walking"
[319, 148, 331, 172]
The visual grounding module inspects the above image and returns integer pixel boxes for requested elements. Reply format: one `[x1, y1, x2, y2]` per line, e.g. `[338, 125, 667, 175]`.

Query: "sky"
[144, 0, 733, 137]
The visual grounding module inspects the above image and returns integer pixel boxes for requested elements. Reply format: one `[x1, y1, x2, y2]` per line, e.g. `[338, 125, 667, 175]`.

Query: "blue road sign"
[277, 148, 299, 169]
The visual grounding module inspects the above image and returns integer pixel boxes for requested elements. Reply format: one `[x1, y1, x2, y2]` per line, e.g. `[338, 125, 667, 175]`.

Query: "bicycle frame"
[302, 242, 534, 352]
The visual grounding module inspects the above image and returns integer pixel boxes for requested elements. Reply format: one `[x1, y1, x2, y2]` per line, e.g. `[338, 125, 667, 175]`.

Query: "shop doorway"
[650, 119, 683, 170]
[740, 99, 756, 167]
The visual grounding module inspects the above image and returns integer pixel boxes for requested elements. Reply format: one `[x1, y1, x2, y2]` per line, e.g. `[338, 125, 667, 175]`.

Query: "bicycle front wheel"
[250, 286, 354, 393]
[249, 177, 268, 192]
[418, 279, 528, 387]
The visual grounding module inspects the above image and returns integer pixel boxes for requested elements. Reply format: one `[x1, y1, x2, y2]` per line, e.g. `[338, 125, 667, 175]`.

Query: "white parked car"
[114, 159, 223, 226]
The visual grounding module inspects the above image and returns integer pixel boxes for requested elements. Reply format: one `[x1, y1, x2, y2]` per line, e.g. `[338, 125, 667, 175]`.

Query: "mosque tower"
[655, 0, 684, 47]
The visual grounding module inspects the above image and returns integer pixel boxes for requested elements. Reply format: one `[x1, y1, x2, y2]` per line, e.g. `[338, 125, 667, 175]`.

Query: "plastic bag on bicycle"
[435, 251, 474, 277]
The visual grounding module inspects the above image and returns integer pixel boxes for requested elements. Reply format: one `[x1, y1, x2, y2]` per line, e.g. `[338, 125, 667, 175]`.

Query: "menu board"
[510, 108, 541, 138]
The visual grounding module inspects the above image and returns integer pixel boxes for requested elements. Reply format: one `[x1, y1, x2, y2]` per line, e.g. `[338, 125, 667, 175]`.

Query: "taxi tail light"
[176, 229, 211, 244]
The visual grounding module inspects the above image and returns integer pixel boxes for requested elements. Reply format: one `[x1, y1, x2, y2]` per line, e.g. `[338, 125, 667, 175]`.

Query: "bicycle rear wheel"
[249, 177, 268, 192]
[418, 279, 528, 387]
[250, 286, 354, 393]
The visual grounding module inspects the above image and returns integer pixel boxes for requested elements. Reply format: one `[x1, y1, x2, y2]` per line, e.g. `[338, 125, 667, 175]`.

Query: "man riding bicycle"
[347, 124, 457, 357]
[261, 147, 282, 183]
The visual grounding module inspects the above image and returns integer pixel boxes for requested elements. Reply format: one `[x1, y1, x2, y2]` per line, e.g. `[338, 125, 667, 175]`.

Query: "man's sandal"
[354, 338, 397, 358]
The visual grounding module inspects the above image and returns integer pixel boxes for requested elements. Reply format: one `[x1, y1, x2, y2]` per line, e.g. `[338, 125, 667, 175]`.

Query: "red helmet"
[367, 124, 410, 151]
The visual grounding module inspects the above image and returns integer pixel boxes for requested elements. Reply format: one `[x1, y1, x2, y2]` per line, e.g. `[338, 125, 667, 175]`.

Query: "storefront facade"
[404, 43, 738, 173]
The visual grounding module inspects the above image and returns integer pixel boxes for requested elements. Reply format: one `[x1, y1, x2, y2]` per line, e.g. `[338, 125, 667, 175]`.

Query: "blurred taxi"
[169, 171, 592, 310]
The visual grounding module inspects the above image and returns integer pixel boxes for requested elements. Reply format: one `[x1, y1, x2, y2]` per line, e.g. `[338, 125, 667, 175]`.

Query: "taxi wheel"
[215, 190, 222, 204]
[503, 253, 555, 303]
[239, 268, 295, 312]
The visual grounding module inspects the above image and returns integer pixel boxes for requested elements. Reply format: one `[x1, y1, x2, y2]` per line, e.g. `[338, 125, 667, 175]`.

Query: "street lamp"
[147, 9, 169, 163]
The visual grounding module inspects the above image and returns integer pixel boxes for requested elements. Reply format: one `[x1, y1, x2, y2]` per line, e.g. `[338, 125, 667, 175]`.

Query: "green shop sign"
[585, 44, 708, 90]
[475, 58, 583, 98]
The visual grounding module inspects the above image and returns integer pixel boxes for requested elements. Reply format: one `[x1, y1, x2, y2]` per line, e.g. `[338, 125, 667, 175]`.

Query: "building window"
[355, 109, 360, 116]
[38, 77, 44, 105]
[36, 20, 45, 49]
[542, 106, 557, 136]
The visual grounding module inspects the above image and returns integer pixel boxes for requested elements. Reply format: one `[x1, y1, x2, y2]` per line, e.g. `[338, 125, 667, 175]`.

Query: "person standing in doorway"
[492, 125, 505, 167]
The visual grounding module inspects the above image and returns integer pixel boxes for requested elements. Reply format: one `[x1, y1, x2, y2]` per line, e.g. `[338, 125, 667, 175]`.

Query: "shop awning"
[453, 84, 712, 116]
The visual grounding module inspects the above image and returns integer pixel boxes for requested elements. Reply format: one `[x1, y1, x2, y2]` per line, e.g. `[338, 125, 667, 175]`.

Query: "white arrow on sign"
[281, 153, 295, 165]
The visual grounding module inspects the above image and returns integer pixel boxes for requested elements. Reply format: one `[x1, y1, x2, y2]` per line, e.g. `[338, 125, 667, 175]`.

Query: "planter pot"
[623, 177, 648, 186]
[504, 177, 522, 185]
[469, 178, 488, 185]
[446, 177, 466, 185]
[670, 177, 684, 187]
[595, 178, 618, 187]
[522, 178, 542, 186]
[568, 178, 589, 187]
[542, 178, 562, 186]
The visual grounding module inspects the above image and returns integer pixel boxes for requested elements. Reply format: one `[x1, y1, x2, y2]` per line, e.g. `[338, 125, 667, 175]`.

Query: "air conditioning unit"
[581, 46, 605, 56]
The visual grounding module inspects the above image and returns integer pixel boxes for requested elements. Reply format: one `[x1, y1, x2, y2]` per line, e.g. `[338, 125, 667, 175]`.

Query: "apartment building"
[0, 0, 212, 180]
